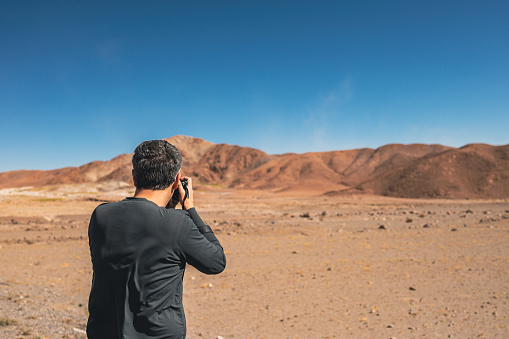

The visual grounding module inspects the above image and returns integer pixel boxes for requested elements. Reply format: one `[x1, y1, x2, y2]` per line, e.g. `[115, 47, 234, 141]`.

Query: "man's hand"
[166, 176, 195, 210]
[179, 176, 194, 210]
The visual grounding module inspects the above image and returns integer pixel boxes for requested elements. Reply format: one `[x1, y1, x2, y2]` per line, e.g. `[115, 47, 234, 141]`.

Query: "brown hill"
[359, 143, 509, 198]
[0, 154, 132, 189]
[85, 136, 218, 186]
[163, 135, 215, 166]
[190, 143, 268, 184]
[0, 136, 507, 199]
[229, 144, 451, 192]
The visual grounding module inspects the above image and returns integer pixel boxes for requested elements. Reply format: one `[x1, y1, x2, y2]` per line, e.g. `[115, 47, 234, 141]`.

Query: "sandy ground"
[0, 184, 508, 338]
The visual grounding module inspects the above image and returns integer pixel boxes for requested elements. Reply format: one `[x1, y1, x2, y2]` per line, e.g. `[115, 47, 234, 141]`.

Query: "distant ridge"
[0, 135, 508, 199]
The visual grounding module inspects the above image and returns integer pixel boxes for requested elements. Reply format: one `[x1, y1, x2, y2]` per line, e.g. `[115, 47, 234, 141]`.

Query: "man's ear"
[172, 172, 181, 189]
[132, 169, 137, 187]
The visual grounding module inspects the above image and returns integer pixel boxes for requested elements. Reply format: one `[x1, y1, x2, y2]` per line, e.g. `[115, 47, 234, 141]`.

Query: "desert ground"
[0, 183, 508, 338]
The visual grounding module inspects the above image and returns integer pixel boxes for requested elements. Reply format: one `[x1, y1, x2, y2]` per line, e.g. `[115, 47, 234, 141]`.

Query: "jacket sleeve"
[179, 208, 226, 274]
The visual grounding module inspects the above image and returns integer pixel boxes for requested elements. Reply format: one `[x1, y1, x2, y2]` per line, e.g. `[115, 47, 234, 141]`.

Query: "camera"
[172, 179, 189, 202]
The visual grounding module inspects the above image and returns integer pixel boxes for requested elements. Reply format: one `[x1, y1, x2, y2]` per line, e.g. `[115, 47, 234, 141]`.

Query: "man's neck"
[134, 188, 173, 207]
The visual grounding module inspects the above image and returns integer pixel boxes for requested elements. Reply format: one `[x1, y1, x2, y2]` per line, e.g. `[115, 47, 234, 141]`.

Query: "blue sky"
[1, 1, 508, 172]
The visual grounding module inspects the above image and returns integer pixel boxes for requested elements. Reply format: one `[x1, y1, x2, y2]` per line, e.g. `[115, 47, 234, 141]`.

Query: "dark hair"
[132, 140, 182, 190]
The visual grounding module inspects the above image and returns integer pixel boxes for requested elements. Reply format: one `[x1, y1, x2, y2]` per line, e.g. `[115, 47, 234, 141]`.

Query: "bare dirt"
[0, 184, 508, 338]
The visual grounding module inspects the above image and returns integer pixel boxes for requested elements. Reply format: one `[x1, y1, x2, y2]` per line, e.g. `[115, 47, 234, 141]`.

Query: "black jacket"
[87, 197, 226, 338]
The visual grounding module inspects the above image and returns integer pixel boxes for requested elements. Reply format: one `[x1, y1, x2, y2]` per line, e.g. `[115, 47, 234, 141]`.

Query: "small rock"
[73, 328, 87, 335]
[378, 225, 386, 230]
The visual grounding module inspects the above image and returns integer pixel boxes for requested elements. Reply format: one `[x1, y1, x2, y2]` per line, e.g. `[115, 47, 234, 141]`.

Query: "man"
[87, 140, 226, 338]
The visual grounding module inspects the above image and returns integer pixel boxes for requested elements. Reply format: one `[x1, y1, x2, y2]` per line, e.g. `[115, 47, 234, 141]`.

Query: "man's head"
[132, 140, 182, 190]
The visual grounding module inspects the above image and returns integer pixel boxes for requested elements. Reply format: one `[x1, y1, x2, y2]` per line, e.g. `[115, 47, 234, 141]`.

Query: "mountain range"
[1, 135, 508, 199]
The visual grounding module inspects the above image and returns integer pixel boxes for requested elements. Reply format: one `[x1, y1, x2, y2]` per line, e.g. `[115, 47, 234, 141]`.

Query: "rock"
[378, 225, 386, 230]
[73, 328, 86, 335]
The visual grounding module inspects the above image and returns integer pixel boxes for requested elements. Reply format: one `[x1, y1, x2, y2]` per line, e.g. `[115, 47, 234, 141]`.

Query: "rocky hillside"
[359, 143, 509, 198]
[0, 136, 507, 199]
